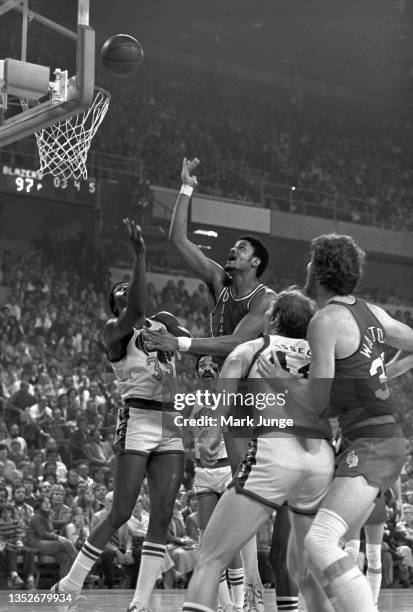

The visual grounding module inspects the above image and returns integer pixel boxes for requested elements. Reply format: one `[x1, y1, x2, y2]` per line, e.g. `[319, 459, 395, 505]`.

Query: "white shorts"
[114, 406, 184, 456]
[194, 464, 232, 496]
[232, 434, 334, 514]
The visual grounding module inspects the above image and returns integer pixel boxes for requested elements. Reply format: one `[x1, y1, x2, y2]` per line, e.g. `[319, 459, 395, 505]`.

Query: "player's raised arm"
[169, 157, 226, 299]
[368, 303, 413, 352]
[104, 219, 146, 348]
[143, 287, 276, 355]
[386, 353, 413, 380]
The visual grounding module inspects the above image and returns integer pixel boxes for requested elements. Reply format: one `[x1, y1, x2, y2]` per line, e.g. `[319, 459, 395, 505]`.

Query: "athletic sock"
[240, 536, 262, 587]
[276, 595, 299, 610]
[228, 567, 244, 607]
[218, 570, 232, 607]
[182, 604, 215, 612]
[132, 541, 166, 607]
[366, 543, 382, 604]
[330, 566, 376, 612]
[59, 539, 102, 592]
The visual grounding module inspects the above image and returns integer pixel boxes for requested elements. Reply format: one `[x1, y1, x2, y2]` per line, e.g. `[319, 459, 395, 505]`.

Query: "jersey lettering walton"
[110, 319, 176, 403]
[329, 298, 394, 435]
[210, 283, 268, 337]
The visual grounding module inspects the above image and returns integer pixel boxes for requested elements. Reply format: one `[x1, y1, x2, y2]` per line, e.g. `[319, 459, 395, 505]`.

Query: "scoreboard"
[0, 165, 97, 205]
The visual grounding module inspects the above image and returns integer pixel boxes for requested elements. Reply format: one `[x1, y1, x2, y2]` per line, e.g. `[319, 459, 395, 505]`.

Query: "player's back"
[110, 318, 176, 404]
[242, 334, 330, 439]
[329, 298, 395, 435]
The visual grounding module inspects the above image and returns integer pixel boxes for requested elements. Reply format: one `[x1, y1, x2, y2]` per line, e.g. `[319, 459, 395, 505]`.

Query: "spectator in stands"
[42, 448, 67, 483]
[49, 485, 72, 535]
[8, 439, 26, 466]
[2, 423, 27, 454]
[22, 478, 37, 509]
[73, 485, 96, 527]
[65, 508, 90, 551]
[69, 418, 90, 462]
[0, 502, 35, 588]
[90, 492, 133, 589]
[0, 444, 16, 482]
[184, 496, 200, 542]
[84, 429, 110, 471]
[6, 381, 36, 427]
[76, 462, 94, 488]
[167, 501, 197, 585]
[12, 484, 34, 529]
[92, 483, 108, 512]
[26, 496, 77, 579]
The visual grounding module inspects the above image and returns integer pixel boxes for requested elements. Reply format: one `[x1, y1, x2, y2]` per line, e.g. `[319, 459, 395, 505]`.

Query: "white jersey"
[110, 319, 176, 402]
[231, 334, 331, 439]
[247, 334, 311, 379]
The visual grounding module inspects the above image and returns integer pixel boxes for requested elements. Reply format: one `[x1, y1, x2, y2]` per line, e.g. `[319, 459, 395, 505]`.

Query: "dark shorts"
[335, 434, 407, 494]
[365, 494, 387, 525]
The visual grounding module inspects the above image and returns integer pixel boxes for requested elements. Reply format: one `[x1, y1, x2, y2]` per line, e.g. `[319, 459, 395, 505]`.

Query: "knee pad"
[366, 543, 381, 570]
[304, 509, 349, 573]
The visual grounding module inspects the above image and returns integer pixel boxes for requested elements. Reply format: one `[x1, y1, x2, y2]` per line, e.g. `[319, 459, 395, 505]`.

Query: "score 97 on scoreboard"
[0, 165, 97, 205]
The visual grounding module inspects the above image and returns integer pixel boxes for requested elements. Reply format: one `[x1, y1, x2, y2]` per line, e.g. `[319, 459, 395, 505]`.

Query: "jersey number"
[369, 353, 390, 400]
[272, 351, 310, 379]
[146, 356, 174, 381]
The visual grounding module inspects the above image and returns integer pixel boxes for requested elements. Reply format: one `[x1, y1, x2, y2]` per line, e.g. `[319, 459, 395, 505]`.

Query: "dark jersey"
[210, 284, 270, 337]
[329, 298, 394, 435]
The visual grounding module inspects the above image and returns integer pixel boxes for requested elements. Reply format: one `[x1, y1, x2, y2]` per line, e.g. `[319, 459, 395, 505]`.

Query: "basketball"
[101, 34, 144, 77]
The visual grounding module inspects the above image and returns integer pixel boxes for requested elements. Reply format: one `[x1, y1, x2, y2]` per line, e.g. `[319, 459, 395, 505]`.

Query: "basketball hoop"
[21, 87, 110, 179]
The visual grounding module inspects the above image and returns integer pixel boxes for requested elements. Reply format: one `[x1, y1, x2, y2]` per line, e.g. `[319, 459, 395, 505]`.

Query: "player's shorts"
[334, 431, 407, 494]
[365, 494, 387, 525]
[194, 461, 232, 497]
[114, 405, 184, 456]
[230, 434, 334, 514]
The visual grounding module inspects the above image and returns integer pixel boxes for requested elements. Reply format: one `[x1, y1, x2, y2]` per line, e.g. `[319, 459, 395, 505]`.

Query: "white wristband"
[177, 337, 191, 352]
[179, 185, 193, 197]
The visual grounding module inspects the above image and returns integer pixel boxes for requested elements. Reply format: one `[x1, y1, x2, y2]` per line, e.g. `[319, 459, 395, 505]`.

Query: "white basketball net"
[21, 88, 110, 180]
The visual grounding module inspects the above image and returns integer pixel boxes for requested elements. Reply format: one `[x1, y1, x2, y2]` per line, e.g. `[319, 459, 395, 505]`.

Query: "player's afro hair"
[238, 235, 270, 278]
[310, 234, 366, 296]
[108, 281, 129, 316]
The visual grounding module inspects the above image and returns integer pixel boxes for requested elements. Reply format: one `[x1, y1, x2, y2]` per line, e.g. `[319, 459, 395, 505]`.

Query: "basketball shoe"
[243, 584, 264, 612]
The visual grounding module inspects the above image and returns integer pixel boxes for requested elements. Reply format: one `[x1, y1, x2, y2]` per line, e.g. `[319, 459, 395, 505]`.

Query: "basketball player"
[143, 158, 296, 612]
[191, 354, 243, 612]
[182, 289, 335, 612]
[258, 234, 413, 611]
[53, 220, 191, 612]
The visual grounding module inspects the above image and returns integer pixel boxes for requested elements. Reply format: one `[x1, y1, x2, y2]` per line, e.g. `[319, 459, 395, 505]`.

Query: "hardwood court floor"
[1, 589, 413, 612]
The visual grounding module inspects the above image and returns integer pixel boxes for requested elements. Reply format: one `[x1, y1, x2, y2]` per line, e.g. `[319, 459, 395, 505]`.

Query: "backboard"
[0, 0, 95, 147]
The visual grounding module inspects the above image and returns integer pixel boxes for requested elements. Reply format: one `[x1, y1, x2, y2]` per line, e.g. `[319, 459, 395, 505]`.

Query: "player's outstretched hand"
[257, 351, 290, 380]
[181, 157, 200, 188]
[143, 328, 178, 352]
[263, 299, 277, 335]
[123, 218, 145, 256]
